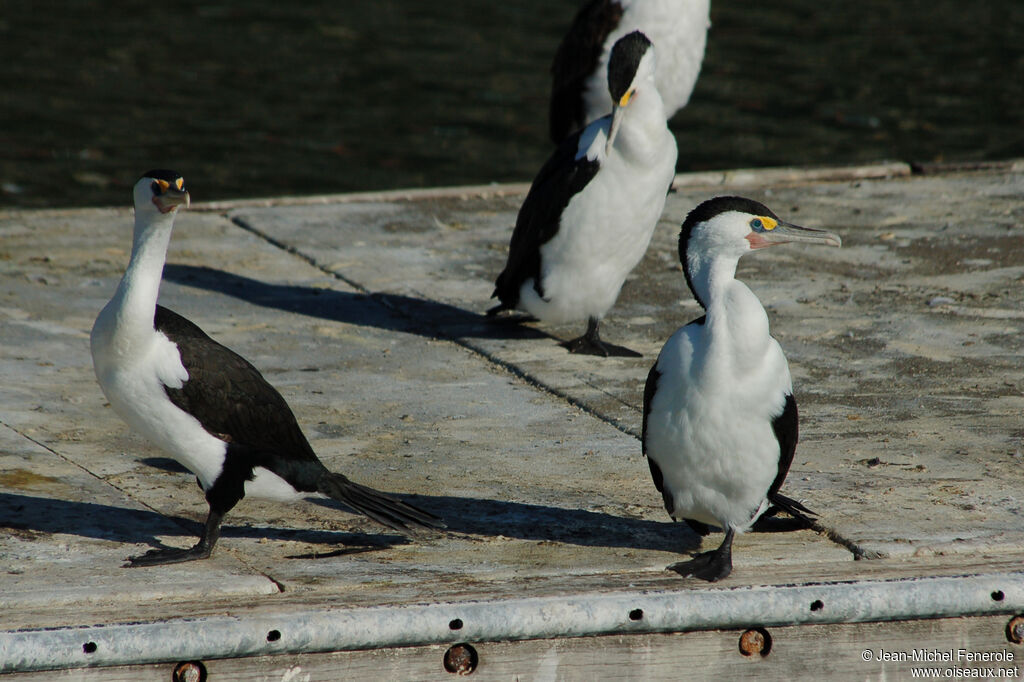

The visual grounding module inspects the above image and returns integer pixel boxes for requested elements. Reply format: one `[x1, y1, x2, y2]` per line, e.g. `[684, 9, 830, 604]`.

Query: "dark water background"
[2, 1, 1022, 208]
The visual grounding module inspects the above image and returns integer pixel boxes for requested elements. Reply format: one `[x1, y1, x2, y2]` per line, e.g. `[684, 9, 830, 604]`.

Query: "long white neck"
[687, 253, 772, 371]
[94, 211, 175, 357]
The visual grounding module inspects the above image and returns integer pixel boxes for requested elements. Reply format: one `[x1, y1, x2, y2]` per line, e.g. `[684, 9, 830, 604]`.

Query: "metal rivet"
[1007, 615, 1024, 645]
[173, 660, 207, 682]
[443, 643, 479, 675]
[739, 628, 772, 657]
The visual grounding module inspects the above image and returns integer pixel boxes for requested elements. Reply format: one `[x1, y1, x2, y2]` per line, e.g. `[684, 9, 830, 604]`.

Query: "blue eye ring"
[750, 218, 764, 230]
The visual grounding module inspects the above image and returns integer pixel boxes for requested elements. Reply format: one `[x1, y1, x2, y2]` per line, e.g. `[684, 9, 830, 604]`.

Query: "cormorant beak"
[154, 187, 191, 214]
[746, 221, 842, 250]
[605, 88, 636, 154]
[605, 103, 625, 154]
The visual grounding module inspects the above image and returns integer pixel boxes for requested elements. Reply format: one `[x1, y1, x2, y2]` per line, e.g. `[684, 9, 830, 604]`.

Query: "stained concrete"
[1, 162, 1022, 649]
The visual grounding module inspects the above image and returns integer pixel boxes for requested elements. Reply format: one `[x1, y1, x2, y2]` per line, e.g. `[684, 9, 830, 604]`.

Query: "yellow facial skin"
[150, 177, 188, 213]
[745, 216, 780, 249]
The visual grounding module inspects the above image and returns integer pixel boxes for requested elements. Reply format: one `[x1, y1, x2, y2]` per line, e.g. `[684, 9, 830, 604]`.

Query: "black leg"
[564, 317, 607, 356]
[563, 317, 642, 357]
[125, 446, 251, 567]
[125, 508, 224, 567]
[667, 527, 735, 582]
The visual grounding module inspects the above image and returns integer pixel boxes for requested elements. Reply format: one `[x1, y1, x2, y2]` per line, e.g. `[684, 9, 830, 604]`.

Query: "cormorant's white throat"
[642, 196, 840, 581]
[90, 170, 443, 566]
[490, 31, 677, 357]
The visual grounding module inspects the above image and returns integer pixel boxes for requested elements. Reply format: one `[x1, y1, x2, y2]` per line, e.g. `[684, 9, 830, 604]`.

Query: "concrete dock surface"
[1, 161, 1023, 679]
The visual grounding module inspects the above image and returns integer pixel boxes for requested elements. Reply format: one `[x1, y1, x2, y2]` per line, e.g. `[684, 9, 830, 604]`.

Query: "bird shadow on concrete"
[0, 487, 700, 559]
[0, 492, 408, 557]
[137, 461, 703, 554]
[312, 493, 702, 554]
[163, 263, 553, 344]
[130, 462, 712, 553]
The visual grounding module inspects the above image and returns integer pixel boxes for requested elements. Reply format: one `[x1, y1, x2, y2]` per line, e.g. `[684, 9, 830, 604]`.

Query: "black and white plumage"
[550, 0, 710, 144]
[490, 31, 677, 356]
[90, 170, 443, 566]
[642, 196, 840, 581]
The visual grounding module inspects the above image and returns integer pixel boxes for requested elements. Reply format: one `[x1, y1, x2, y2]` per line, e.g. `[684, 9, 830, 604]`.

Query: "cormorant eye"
[750, 218, 764, 230]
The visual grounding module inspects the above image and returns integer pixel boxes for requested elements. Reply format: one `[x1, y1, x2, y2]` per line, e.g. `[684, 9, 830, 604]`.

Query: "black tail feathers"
[767, 492, 817, 529]
[317, 473, 445, 533]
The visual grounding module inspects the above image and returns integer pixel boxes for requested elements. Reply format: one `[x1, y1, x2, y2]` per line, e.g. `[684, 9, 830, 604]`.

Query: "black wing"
[491, 129, 601, 310]
[768, 393, 798, 498]
[642, 316, 707, 519]
[155, 305, 319, 464]
[766, 392, 817, 523]
[641, 361, 677, 517]
[549, 0, 624, 144]
[640, 363, 657, 459]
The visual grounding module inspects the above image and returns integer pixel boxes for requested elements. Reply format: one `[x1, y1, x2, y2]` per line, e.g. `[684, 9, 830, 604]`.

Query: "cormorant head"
[133, 169, 190, 217]
[678, 196, 841, 308]
[605, 31, 655, 152]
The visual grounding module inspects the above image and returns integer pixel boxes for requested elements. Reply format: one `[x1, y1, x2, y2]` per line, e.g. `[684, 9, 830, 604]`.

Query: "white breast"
[91, 321, 227, 491]
[517, 130, 676, 324]
[645, 314, 792, 531]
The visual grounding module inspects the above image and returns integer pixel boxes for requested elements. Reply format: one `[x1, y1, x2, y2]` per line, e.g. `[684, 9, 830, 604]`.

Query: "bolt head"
[739, 629, 764, 655]
[739, 628, 772, 657]
[443, 643, 479, 675]
[1007, 616, 1024, 645]
[173, 661, 206, 682]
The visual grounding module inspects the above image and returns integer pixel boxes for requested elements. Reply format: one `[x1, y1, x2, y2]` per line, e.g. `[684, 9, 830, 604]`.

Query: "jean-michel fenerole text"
[872, 649, 1015, 663]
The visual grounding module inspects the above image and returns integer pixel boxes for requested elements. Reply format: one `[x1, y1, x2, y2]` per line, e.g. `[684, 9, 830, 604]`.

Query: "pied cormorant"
[91, 170, 443, 566]
[642, 196, 840, 581]
[489, 31, 677, 357]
